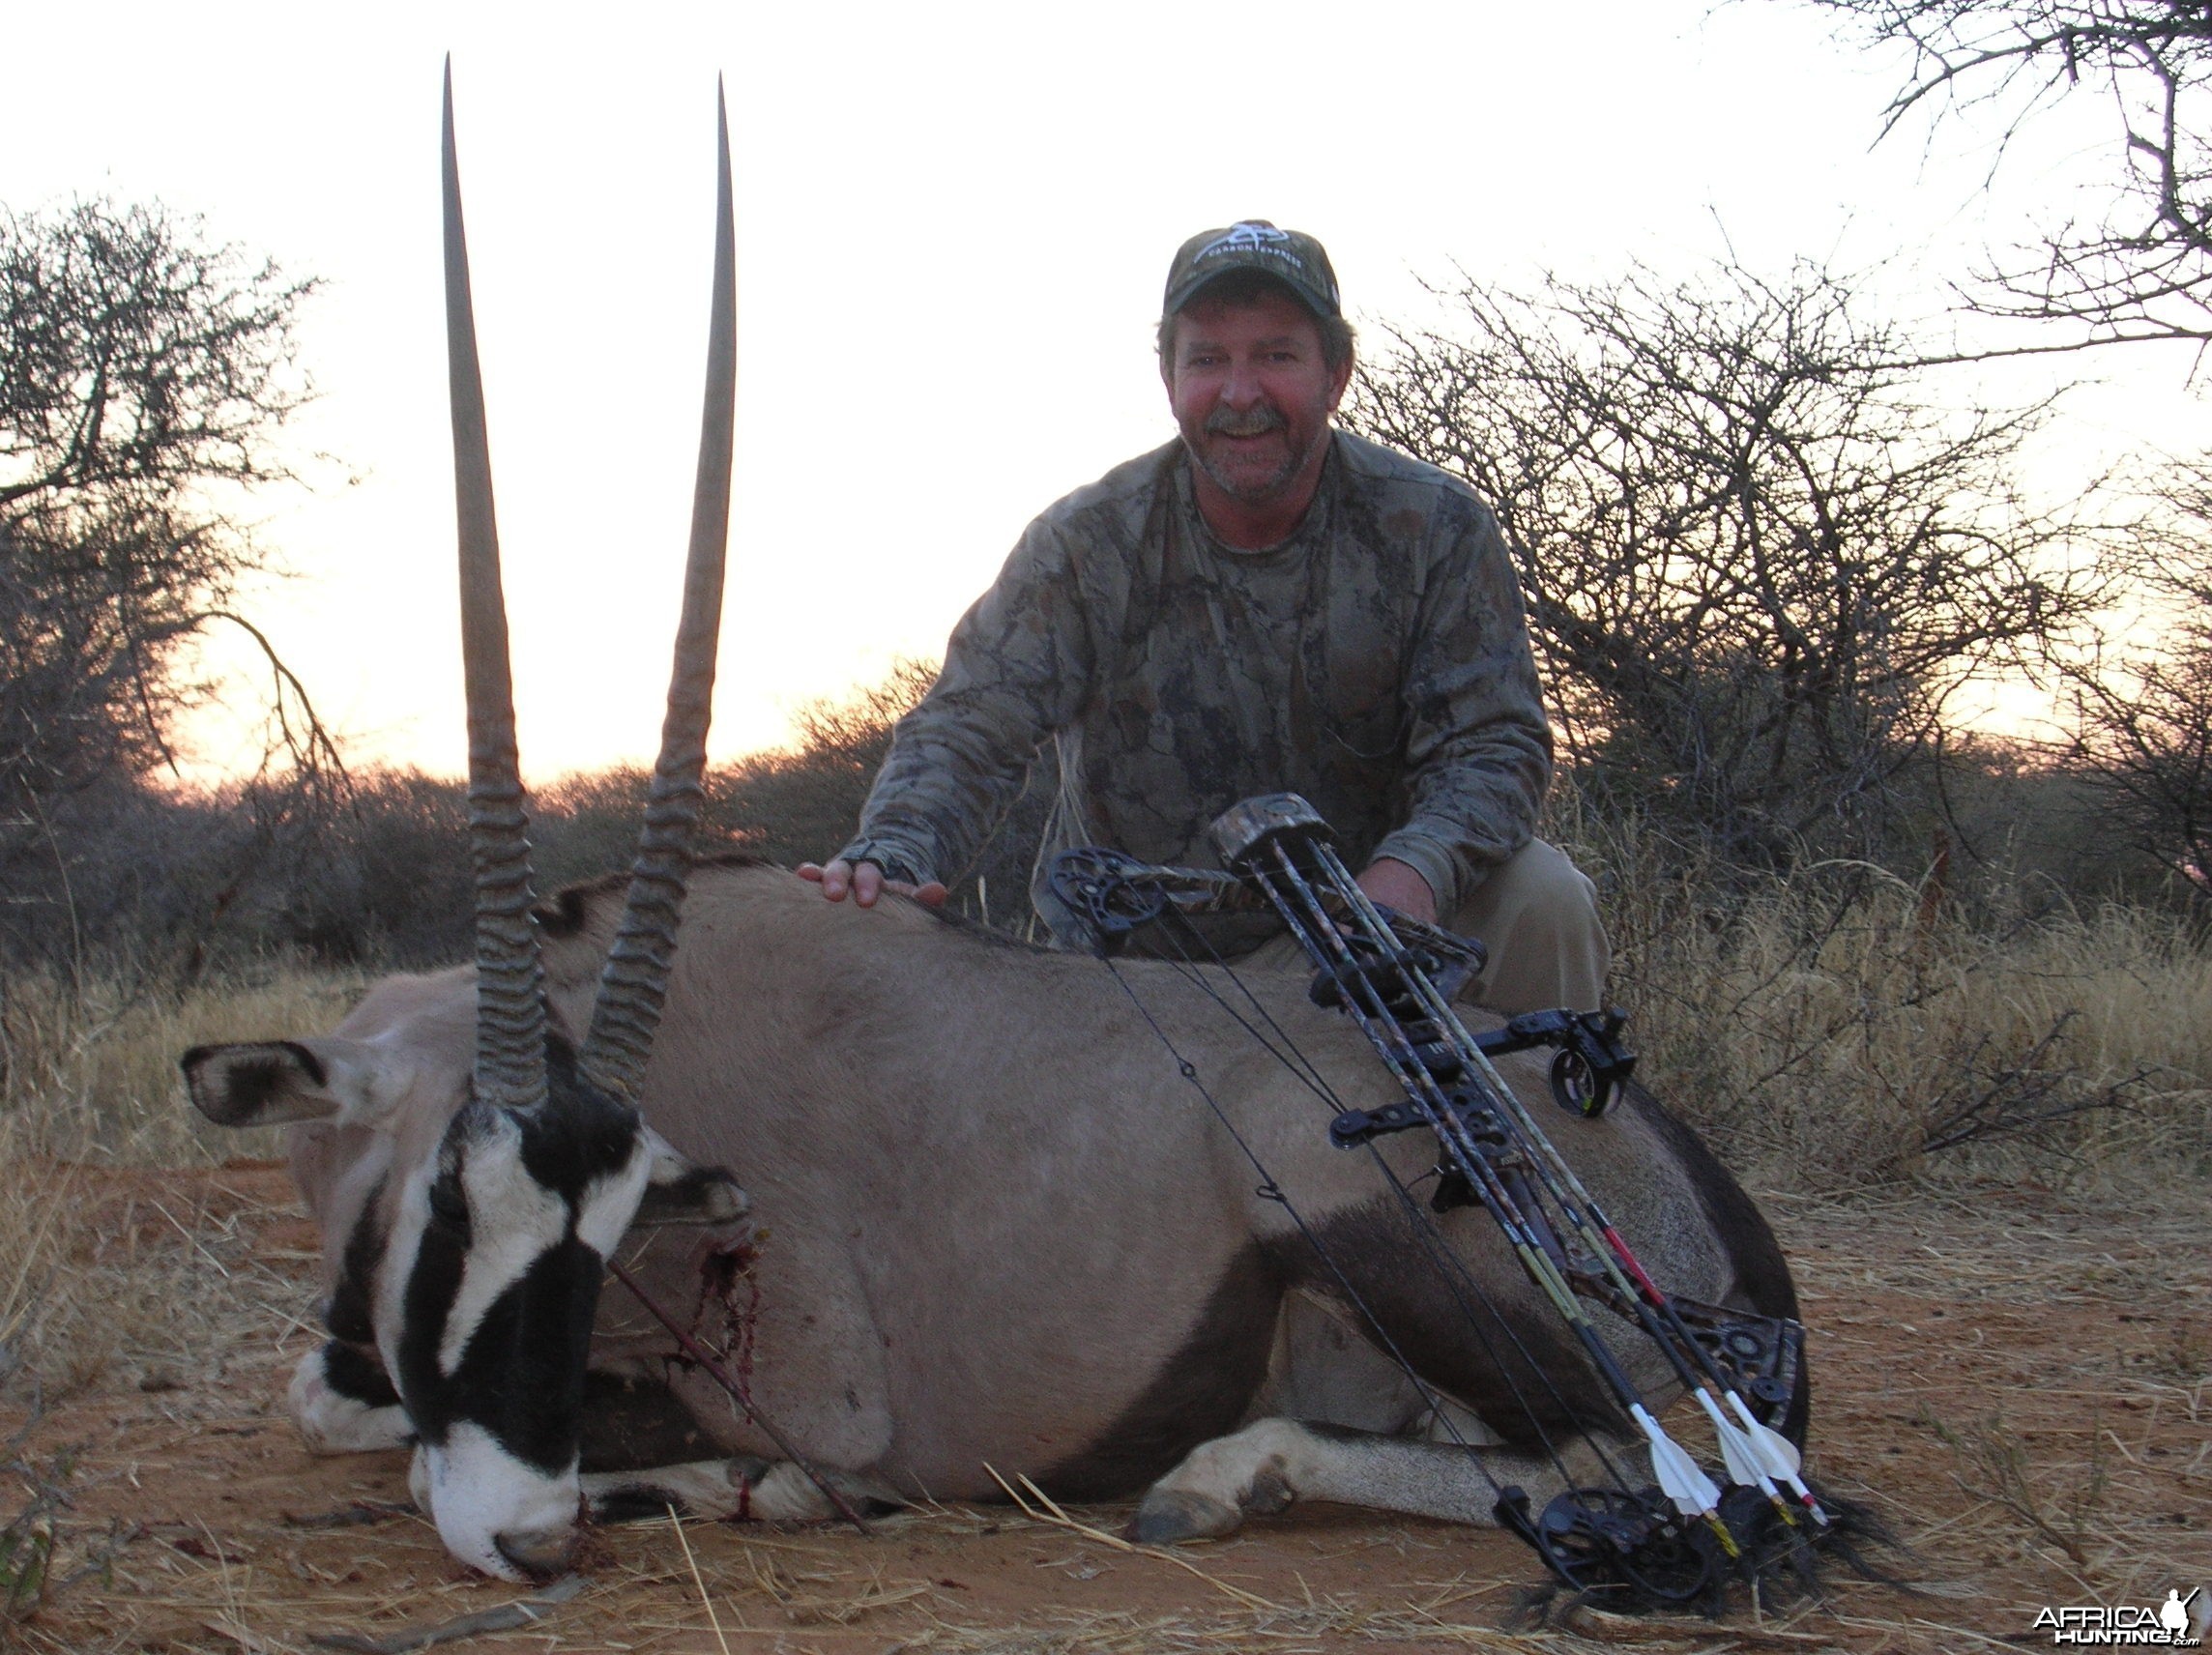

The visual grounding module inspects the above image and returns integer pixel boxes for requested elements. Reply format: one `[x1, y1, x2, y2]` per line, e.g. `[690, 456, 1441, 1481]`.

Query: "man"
[800, 221, 1607, 1014]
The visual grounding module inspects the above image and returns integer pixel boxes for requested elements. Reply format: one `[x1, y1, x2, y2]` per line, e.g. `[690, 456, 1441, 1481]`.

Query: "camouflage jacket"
[837, 430, 1553, 932]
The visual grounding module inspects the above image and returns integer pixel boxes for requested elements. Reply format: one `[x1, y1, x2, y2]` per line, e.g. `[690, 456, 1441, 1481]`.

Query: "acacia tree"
[2063, 464, 2212, 887]
[1803, 0, 2212, 347]
[1352, 260, 2102, 865]
[1795, 4, 2212, 897]
[0, 198, 323, 961]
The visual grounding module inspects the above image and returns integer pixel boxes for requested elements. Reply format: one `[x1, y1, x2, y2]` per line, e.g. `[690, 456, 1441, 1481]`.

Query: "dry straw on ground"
[0, 954, 362, 1418]
[2, 1169, 2203, 1653]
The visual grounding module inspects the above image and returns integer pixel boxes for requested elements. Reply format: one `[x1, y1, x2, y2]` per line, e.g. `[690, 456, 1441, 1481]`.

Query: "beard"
[1188, 401, 1329, 504]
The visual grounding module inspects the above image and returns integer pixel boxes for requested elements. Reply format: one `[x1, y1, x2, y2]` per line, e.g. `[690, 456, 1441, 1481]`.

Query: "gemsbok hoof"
[1128, 1489, 1242, 1545]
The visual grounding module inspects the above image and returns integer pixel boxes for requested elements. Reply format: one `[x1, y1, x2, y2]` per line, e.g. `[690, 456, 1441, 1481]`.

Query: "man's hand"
[796, 857, 948, 910]
[1355, 857, 1437, 926]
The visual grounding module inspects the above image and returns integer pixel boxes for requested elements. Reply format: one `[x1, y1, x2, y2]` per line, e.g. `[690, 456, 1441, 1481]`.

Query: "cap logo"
[1168, 220, 1341, 316]
[1197, 221, 1295, 265]
[1208, 221, 1291, 253]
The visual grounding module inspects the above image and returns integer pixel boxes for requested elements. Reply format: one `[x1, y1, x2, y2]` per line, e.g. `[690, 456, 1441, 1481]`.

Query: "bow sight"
[1048, 794, 1828, 1606]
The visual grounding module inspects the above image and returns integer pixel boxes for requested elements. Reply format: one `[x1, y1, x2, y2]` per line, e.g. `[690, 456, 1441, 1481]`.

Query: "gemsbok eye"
[427, 1176, 469, 1233]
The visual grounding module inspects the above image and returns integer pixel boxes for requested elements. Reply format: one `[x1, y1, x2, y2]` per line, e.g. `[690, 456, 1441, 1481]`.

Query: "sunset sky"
[10, 0, 2209, 785]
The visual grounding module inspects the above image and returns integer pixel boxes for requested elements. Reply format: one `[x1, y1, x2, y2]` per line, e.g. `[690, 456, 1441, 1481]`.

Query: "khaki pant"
[1245, 837, 1610, 1015]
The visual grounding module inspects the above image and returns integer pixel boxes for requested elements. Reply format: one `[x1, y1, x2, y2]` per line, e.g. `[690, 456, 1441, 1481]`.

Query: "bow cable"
[1135, 910, 1639, 1497]
[1095, 953, 1520, 1504]
[1047, 795, 1827, 1601]
[1286, 832, 1827, 1529]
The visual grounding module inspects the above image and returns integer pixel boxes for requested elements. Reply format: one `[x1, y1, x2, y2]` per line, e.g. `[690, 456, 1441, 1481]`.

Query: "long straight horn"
[445, 60, 548, 1112]
[578, 83, 737, 1105]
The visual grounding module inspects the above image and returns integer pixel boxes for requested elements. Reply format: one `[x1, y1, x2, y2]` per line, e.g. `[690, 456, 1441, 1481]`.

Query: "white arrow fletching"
[1632, 1404, 1721, 1517]
[1724, 1393, 1831, 1524]
[1696, 1389, 1771, 1490]
[1726, 1392, 1804, 1477]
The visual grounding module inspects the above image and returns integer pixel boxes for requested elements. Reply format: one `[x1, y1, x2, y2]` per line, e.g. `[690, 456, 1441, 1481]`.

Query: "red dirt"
[3, 1165, 2206, 1654]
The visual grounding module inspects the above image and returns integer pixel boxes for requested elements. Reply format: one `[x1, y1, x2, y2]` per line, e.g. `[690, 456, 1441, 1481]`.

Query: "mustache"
[1205, 404, 1288, 437]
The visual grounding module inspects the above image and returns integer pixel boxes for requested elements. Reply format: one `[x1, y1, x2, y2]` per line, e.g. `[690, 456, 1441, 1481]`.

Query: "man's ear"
[182, 1039, 416, 1130]
[631, 1127, 750, 1227]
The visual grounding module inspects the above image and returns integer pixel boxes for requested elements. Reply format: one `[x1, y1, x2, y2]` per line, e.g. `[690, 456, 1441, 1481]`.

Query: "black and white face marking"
[379, 1048, 657, 1582]
[287, 1174, 415, 1454]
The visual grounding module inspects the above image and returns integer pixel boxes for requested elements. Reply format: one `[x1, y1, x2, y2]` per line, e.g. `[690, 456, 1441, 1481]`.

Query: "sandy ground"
[2, 1163, 2206, 1654]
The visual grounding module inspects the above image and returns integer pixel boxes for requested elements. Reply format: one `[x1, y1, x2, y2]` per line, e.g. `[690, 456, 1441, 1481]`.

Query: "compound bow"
[1047, 794, 1831, 1607]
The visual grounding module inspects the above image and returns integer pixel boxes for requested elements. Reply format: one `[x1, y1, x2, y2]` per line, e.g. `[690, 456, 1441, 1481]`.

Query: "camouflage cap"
[1162, 220, 1341, 321]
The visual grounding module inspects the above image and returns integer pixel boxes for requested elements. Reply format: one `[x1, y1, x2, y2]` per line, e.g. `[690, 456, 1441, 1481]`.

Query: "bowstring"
[1141, 906, 1637, 1495]
[1095, 951, 1515, 1502]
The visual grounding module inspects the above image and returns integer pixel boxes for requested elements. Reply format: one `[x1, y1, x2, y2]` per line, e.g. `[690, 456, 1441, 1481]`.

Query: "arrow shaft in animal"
[607, 1258, 872, 1535]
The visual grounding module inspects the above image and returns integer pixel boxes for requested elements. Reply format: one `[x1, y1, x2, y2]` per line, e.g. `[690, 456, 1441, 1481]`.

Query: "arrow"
[1692, 1385, 1820, 1544]
[1725, 1392, 1830, 1525]
[1694, 1388, 1773, 1492]
[1630, 1403, 1733, 1552]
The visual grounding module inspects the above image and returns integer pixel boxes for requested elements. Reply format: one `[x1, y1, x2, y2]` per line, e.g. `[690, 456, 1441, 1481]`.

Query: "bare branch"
[0, 198, 323, 968]
[1805, 0, 2212, 347]
[1350, 258, 2110, 864]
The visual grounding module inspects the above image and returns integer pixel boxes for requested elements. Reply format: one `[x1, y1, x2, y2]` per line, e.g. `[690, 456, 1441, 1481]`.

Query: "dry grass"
[1769, 1185, 2212, 1636]
[1588, 849, 2212, 1191]
[1918, 1407, 2110, 1567]
[0, 1155, 306, 1409]
[0, 1120, 75, 1379]
[0, 961, 363, 1167]
[0, 957, 361, 1411]
[0, 961, 342, 1402]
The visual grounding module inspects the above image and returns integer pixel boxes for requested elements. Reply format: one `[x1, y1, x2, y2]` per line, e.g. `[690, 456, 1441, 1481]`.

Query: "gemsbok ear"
[182, 1039, 415, 1130]
[630, 1126, 750, 1227]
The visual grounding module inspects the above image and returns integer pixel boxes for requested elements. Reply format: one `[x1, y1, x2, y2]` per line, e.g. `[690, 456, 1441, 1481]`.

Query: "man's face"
[1165, 287, 1351, 509]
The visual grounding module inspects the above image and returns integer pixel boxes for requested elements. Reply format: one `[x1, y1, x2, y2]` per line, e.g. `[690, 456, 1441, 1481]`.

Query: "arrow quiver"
[1047, 794, 1822, 1605]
